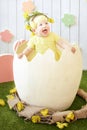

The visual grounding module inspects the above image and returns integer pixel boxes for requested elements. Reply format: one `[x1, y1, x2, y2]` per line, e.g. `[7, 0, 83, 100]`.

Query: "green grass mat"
[0, 71, 87, 130]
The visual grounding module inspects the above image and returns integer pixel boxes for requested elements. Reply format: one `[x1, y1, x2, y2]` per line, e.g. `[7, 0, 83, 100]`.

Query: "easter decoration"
[0, 99, 5, 106]
[6, 0, 87, 129]
[62, 14, 76, 27]
[0, 29, 14, 83]
[0, 29, 14, 43]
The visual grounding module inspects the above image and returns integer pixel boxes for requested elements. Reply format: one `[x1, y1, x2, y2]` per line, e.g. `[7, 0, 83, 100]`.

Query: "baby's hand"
[13, 39, 28, 53]
[71, 47, 76, 53]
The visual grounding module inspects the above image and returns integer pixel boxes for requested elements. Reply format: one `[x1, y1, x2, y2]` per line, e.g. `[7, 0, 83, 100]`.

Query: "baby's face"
[35, 20, 50, 37]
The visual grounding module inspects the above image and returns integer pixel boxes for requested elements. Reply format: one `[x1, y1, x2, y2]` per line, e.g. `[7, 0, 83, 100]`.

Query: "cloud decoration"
[0, 29, 14, 43]
[22, 0, 36, 13]
[62, 14, 76, 27]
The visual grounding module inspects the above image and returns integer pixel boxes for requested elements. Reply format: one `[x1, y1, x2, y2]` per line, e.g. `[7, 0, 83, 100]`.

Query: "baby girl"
[15, 13, 76, 61]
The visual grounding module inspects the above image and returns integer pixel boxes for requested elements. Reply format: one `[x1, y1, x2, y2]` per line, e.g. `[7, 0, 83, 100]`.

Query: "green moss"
[0, 71, 87, 130]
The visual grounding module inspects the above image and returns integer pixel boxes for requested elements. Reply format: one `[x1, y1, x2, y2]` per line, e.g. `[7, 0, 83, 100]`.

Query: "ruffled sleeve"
[27, 38, 35, 49]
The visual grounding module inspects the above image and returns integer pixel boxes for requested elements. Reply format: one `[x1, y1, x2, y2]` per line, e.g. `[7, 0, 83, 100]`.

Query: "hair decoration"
[23, 11, 54, 31]
[22, 1, 54, 32]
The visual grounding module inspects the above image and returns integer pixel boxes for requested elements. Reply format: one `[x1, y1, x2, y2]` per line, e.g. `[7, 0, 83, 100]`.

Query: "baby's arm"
[18, 47, 33, 59]
[57, 38, 76, 53]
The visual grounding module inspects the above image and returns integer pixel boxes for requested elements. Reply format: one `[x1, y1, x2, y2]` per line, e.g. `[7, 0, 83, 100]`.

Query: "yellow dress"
[27, 32, 61, 61]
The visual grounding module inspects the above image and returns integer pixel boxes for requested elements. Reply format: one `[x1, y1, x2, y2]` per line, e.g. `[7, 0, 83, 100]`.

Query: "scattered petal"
[62, 14, 76, 27]
[40, 109, 49, 116]
[22, 0, 36, 13]
[56, 122, 68, 129]
[65, 112, 75, 122]
[31, 115, 41, 123]
[0, 99, 5, 106]
[9, 88, 17, 94]
[17, 101, 24, 112]
[6, 95, 15, 100]
[0, 29, 14, 43]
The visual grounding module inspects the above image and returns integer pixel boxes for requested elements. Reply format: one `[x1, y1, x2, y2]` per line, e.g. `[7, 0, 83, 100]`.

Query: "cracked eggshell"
[13, 45, 82, 110]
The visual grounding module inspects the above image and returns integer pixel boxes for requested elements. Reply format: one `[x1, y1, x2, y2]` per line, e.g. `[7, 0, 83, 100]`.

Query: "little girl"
[17, 13, 76, 61]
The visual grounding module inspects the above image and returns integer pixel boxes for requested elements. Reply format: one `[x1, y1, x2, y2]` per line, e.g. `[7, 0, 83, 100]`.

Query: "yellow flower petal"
[10, 88, 17, 94]
[63, 123, 68, 127]
[31, 115, 41, 123]
[56, 122, 68, 129]
[23, 12, 29, 19]
[25, 24, 31, 30]
[56, 122, 64, 129]
[48, 18, 54, 23]
[40, 109, 49, 116]
[65, 118, 70, 122]
[65, 112, 74, 122]
[0, 99, 5, 106]
[17, 101, 24, 112]
[6, 95, 14, 100]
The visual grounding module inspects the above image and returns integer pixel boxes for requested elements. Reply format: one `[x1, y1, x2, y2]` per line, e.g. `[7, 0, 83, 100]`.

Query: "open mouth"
[42, 29, 48, 33]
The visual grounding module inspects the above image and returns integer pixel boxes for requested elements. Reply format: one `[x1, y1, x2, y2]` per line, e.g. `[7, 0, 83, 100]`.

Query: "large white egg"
[13, 44, 82, 111]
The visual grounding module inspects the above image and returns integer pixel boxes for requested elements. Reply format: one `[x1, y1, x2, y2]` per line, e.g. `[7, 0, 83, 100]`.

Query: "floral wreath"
[23, 11, 54, 32]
